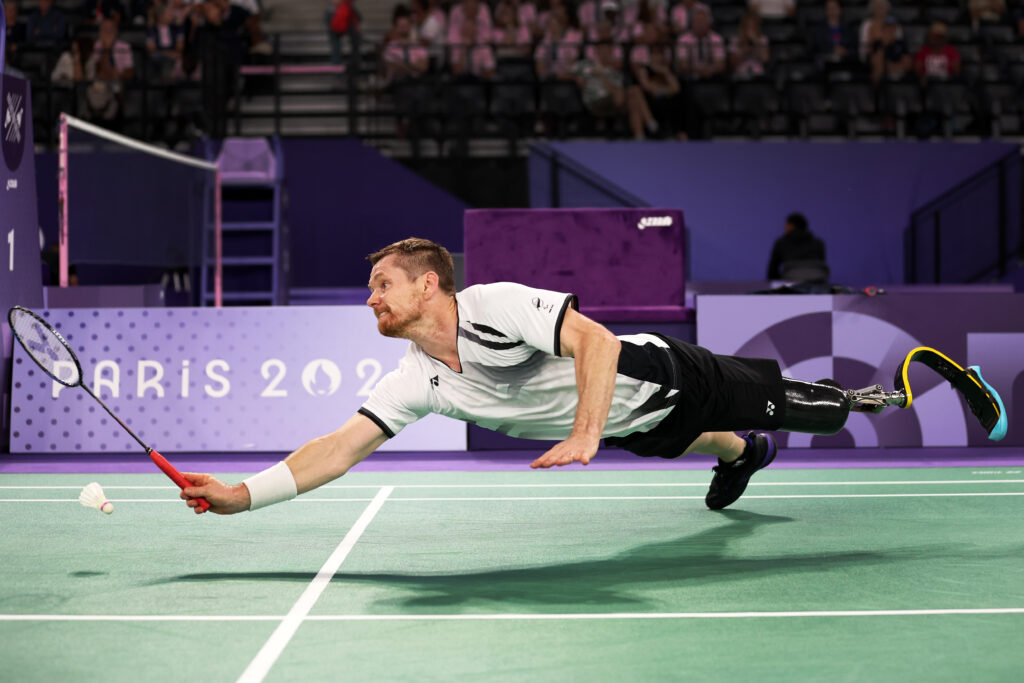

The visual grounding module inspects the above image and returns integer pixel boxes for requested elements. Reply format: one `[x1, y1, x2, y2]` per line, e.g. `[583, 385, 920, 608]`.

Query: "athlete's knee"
[779, 378, 849, 435]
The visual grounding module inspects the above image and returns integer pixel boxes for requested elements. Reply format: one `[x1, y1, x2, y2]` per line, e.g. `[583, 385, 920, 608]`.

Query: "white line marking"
[5, 492, 1024, 504]
[3, 480, 1023, 491]
[236, 486, 393, 683]
[2, 608, 1023, 622]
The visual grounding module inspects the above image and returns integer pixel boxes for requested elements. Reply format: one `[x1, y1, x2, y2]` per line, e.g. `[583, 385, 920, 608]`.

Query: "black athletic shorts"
[605, 334, 786, 459]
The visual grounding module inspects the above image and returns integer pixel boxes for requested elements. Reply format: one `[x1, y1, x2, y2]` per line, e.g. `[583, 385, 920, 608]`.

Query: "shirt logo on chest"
[430, 375, 439, 387]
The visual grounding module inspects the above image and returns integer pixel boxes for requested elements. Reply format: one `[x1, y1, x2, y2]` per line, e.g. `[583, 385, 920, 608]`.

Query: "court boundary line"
[4, 479, 1024, 490]
[3, 608, 1024, 622]
[236, 485, 393, 683]
[6, 492, 1024, 504]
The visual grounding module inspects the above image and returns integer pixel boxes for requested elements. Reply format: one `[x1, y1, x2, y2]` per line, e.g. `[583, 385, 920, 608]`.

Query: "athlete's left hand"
[530, 435, 599, 468]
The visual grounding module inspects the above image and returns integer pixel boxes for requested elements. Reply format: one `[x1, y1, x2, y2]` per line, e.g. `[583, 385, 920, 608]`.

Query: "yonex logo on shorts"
[766, 400, 775, 416]
[637, 216, 673, 230]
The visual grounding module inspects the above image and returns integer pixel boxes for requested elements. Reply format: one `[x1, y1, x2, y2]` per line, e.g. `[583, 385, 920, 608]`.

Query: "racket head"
[7, 306, 83, 388]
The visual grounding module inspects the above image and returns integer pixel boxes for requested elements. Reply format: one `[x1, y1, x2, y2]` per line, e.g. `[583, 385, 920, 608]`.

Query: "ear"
[420, 270, 440, 296]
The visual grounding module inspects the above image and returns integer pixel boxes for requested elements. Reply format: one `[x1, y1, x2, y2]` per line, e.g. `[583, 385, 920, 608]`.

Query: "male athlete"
[180, 238, 1005, 515]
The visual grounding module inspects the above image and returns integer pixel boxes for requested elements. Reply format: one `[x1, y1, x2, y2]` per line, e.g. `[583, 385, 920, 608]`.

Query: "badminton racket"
[7, 305, 210, 511]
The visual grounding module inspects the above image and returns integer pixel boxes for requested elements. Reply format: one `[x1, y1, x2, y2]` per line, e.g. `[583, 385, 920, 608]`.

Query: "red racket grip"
[150, 450, 211, 511]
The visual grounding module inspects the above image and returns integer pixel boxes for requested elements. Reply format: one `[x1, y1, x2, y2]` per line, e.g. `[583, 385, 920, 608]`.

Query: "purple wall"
[531, 141, 1020, 285]
[282, 139, 468, 288]
[1, 74, 43, 453]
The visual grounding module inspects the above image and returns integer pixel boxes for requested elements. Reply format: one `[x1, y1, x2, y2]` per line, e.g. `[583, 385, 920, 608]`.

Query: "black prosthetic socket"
[779, 378, 850, 435]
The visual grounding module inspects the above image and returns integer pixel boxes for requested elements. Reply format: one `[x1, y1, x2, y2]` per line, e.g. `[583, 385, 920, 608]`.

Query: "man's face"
[692, 10, 709, 35]
[825, 0, 840, 23]
[99, 19, 117, 46]
[38, 0, 54, 13]
[366, 255, 427, 338]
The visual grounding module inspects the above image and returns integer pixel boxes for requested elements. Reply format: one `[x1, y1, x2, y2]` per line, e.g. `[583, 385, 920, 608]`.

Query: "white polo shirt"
[359, 282, 681, 441]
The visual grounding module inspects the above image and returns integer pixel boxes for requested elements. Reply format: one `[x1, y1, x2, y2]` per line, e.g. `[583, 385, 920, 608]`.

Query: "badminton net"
[58, 113, 222, 305]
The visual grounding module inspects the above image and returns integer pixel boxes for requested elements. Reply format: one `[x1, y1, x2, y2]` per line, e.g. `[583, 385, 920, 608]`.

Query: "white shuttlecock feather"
[79, 482, 114, 515]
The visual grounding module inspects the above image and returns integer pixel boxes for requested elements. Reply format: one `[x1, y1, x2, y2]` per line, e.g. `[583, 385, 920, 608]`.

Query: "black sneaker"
[705, 432, 777, 510]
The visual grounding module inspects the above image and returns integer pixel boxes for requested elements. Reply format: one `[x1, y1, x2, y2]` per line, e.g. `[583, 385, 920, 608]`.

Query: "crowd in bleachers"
[3, 0, 269, 139]
[378, 0, 1024, 140]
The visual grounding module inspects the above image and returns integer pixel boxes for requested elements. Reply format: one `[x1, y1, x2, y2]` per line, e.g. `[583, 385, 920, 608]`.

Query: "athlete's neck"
[409, 296, 461, 372]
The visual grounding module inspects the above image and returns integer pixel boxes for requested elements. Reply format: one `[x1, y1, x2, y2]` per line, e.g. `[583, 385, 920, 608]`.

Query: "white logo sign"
[3, 93, 23, 144]
[301, 359, 342, 396]
[5, 178, 16, 191]
[766, 400, 775, 416]
[637, 216, 673, 230]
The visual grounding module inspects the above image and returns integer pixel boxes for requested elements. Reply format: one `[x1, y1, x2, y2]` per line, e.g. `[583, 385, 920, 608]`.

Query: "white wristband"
[243, 462, 298, 511]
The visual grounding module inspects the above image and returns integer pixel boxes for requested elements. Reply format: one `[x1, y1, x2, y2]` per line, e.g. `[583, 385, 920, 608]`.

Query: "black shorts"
[605, 335, 786, 459]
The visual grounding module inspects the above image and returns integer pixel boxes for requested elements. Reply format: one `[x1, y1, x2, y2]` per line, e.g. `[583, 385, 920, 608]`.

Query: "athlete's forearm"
[570, 330, 621, 442]
[284, 418, 388, 494]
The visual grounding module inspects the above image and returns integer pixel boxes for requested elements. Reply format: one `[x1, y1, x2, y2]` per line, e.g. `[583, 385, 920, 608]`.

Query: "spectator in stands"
[628, 20, 660, 72]
[84, 18, 134, 122]
[869, 15, 910, 84]
[492, 1, 533, 59]
[729, 10, 770, 79]
[859, 0, 899, 62]
[496, 0, 538, 35]
[448, 0, 492, 47]
[573, 38, 630, 126]
[675, 5, 726, 79]
[536, 0, 569, 38]
[767, 212, 827, 280]
[4, 0, 26, 74]
[534, 7, 582, 81]
[623, 0, 669, 34]
[634, 39, 695, 139]
[50, 35, 93, 84]
[382, 7, 429, 84]
[410, 0, 445, 61]
[577, 0, 598, 32]
[914, 21, 960, 82]
[450, 17, 496, 79]
[82, 0, 123, 27]
[814, 0, 855, 66]
[327, 0, 362, 78]
[4, 0, 25, 45]
[147, 2, 186, 81]
[670, 0, 711, 35]
[223, 0, 272, 55]
[747, 0, 794, 21]
[968, 0, 1005, 29]
[26, 0, 66, 44]
[584, 16, 622, 67]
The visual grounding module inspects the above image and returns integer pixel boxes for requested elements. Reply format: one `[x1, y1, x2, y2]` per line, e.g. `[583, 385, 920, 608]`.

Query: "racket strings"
[8, 308, 82, 386]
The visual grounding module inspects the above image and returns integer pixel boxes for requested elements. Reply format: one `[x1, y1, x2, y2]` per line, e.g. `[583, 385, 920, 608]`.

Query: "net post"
[215, 168, 223, 308]
[58, 113, 69, 288]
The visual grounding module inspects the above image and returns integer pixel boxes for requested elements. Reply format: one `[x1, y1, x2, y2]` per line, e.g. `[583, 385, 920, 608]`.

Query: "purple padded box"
[464, 208, 691, 322]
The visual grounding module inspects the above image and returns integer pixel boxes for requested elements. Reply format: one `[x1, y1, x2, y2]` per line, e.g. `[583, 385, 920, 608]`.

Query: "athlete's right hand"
[180, 473, 252, 515]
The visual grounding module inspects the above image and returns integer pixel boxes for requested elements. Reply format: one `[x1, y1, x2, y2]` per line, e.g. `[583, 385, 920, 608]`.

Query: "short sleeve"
[467, 282, 579, 357]
[358, 352, 431, 438]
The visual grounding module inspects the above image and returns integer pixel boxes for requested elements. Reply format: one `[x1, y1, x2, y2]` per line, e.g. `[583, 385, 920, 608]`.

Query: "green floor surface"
[1, 467, 1022, 681]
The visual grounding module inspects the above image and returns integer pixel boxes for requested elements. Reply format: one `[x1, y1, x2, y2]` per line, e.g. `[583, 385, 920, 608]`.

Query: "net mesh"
[62, 118, 217, 282]
[8, 308, 82, 386]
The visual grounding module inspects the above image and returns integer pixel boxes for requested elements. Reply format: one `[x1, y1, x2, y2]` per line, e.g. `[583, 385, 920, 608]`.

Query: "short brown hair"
[368, 238, 456, 295]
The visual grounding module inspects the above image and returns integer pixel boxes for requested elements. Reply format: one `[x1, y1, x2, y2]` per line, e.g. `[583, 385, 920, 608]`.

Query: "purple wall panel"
[532, 141, 1019, 285]
[282, 139, 468, 288]
[697, 293, 1024, 447]
[1, 74, 43, 453]
[8, 307, 465, 454]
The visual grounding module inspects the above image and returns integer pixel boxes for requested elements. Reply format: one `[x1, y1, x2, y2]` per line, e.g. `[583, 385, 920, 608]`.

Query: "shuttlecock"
[79, 482, 114, 515]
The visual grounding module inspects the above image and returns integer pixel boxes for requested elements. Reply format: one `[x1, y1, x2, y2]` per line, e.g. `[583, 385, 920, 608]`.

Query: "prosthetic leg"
[783, 346, 1008, 442]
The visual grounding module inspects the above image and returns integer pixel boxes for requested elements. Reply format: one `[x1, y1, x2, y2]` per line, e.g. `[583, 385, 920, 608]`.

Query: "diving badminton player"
[179, 238, 1005, 515]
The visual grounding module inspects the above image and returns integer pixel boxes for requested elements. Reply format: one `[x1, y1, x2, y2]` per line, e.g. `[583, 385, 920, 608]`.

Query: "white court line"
[4, 479, 1024, 491]
[236, 486, 393, 683]
[2, 608, 1024, 622]
[6, 492, 1024, 504]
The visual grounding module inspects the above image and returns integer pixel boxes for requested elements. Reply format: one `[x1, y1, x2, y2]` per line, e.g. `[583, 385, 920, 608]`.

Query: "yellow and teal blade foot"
[968, 366, 1008, 441]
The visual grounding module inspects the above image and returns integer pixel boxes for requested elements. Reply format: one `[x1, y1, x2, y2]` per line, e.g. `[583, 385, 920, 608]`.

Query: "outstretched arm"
[181, 413, 388, 514]
[531, 308, 621, 468]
